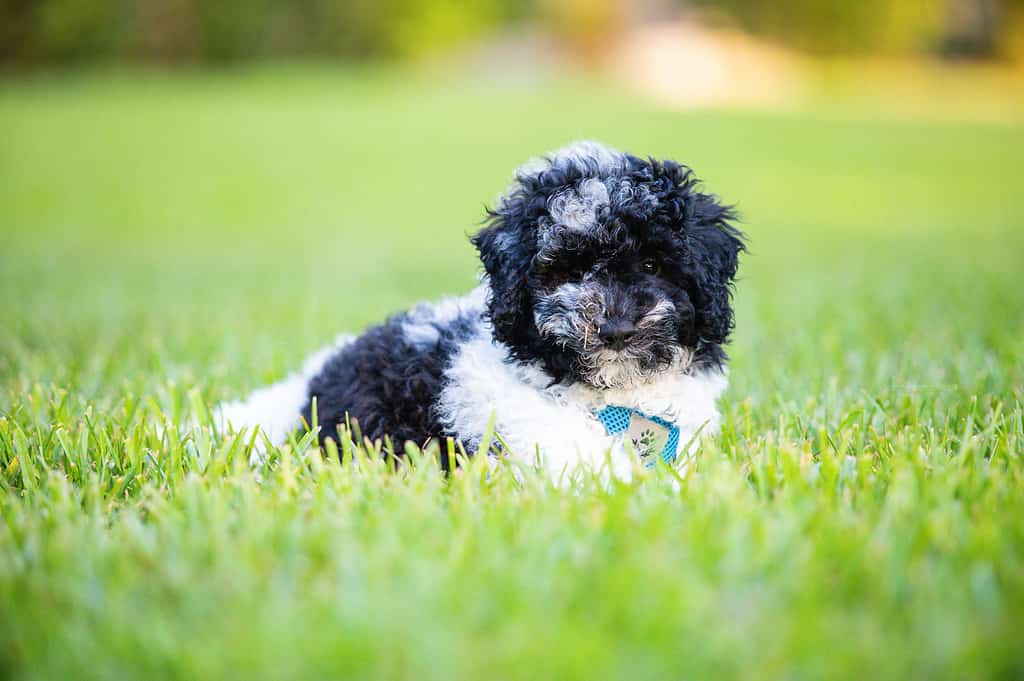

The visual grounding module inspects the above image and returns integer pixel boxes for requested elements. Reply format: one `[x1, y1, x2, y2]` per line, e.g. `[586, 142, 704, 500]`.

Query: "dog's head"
[473, 141, 744, 389]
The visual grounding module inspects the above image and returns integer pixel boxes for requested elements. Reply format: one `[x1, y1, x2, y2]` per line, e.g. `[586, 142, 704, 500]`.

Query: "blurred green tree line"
[1, 0, 1021, 65]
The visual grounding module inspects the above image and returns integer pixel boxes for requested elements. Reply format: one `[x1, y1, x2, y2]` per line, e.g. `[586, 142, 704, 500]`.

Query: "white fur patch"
[547, 140, 625, 174]
[507, 140, 625, 201]
[547, 178, 610, 232]
[437, 329, 726, 482]
[402, 287, 487, 349]
[215, 334, 353, 457]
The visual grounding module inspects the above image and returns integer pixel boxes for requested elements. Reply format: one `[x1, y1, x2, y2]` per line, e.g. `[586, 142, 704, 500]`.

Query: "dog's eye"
[640, 259, 660, 275]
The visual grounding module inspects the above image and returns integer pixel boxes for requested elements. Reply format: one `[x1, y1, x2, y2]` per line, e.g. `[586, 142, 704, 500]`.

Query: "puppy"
[218, 141, 744, 479]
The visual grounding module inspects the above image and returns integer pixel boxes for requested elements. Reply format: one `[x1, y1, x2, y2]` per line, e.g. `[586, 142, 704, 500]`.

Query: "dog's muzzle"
[534, 282, 692, 386]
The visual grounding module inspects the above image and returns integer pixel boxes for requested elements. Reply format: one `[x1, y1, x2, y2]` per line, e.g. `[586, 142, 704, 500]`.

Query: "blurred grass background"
[2, 2, 1024, 679]
[2, 62, 1021, 401]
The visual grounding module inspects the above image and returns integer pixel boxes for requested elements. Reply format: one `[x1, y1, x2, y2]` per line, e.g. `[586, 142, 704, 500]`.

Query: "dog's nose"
[597, 319, 636, 350]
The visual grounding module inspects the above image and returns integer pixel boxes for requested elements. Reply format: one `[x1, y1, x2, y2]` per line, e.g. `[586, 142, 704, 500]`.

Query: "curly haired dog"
[218, 141, 744, 479]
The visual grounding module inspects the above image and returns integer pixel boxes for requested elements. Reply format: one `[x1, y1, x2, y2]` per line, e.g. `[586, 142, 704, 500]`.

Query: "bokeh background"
[3, 0, 1024, 63]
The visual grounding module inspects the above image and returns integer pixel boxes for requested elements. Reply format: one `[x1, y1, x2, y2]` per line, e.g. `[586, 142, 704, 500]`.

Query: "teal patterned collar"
[595, 406, 681, 465]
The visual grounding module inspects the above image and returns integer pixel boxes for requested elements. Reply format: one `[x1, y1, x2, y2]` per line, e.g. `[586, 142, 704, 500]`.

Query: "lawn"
[1, 65, 1022, 681]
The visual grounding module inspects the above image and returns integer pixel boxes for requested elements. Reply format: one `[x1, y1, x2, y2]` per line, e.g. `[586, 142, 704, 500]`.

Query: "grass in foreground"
[1, 66, 1023, 680]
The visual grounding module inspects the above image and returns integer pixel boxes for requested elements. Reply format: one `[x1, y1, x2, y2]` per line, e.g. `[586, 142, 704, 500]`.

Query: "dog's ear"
[649, 160, 745, 346]
[684, 191, 746, 346]
[471, 189, 539, 351]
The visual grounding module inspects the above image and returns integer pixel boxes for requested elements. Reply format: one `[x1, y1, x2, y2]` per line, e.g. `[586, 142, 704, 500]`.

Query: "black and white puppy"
[218, 141, 744, 479]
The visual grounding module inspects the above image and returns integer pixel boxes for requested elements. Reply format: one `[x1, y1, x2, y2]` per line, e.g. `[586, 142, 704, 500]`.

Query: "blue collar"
[595, 405, 681, 465]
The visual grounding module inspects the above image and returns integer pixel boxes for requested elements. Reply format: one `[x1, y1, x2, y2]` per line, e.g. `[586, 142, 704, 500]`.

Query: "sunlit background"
[3, 0, 1023, 62]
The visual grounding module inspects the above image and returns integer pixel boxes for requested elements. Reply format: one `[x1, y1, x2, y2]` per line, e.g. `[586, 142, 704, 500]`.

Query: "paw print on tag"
[626, 412, 671, 462]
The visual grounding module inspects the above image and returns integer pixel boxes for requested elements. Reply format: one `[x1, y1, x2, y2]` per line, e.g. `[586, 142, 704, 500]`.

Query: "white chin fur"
[585, 346, 692, 390]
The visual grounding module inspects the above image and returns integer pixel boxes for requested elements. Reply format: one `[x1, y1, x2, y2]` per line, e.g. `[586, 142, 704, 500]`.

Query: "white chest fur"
[437, 331, 727, 479]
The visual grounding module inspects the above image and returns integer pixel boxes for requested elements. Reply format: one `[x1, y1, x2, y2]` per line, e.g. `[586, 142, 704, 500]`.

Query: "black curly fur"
[473, 152, 744, 383]
[302, 308, 478, 468]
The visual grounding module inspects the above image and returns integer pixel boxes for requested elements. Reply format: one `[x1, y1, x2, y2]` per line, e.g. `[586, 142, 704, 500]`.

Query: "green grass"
[1, 65, 1023, 681]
